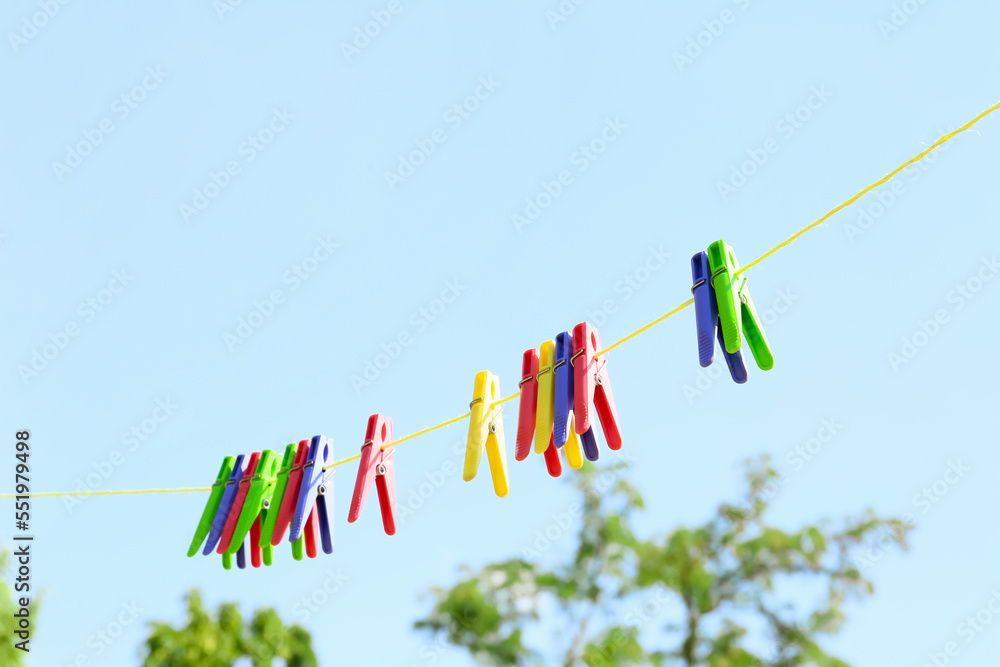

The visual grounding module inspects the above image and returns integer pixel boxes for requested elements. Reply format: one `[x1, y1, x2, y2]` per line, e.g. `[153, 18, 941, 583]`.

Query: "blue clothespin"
[691, 252, 748, 383]
[202, 453, 247, 555]
[289, 435, 334, 554]
[236, 540, 246, 569]
[552, 331, 595, 465]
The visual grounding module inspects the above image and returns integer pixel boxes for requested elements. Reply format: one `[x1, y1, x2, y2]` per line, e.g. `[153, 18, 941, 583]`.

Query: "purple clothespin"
[236, 540, 246, 569]
[553, 331, 597, 461]
[289, 435, 334, 554]
[202, 454, 247, 555]
[692, 252, 748, 384]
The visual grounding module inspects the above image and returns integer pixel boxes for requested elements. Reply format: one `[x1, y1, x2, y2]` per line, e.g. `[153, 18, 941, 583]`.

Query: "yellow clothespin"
[464, 370, 509, 498]
[534, 340, 556, 454]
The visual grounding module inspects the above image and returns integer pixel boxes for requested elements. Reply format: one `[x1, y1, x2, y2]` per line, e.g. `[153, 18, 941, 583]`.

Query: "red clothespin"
[515, 348, 539, 462]
[271, 440, 311, 546]
[572, 323, 622, 450]
[217, 451, 261, 554]
[542, 433, 562, 477]
[348, 414, 397, 535]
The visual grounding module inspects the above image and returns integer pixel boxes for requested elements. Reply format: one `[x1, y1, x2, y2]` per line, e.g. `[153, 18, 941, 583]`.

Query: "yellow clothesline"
[4, 99, 998, 500]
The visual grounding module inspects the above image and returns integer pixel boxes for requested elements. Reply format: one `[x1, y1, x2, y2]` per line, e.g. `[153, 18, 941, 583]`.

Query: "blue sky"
[2, 1, 999, 665]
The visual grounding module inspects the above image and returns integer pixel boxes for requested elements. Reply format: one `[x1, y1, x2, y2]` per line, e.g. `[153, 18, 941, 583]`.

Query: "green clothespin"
[707, 240, 774, 371]
[187, 456, 236, 557]
[222, 552, 233, 570]
[291, 533, 305, 561]
[259, 443, 298, 548]
[225, 449, 280, 556]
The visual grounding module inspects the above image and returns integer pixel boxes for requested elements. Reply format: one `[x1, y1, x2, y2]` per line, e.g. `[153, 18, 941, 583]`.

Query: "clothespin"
[534, 341, 556, 455]
[691, 251, 748, 383]
[463, 370, 509, 497]
[515, 349, 539, 462]
[187, 456, 235, 557]
[217, 451, 262, 554]
[269, 440, 311, 547]
[348, 414, 397, 535]
[707, 240, 774, 371]
[202, 454, 247, 555]
[552, 331, 589, 467]
[572, 323, 623, 455]
[223, 449, 280, 558]
[289, 435, 334, 555]
[259, 442, 299, 547]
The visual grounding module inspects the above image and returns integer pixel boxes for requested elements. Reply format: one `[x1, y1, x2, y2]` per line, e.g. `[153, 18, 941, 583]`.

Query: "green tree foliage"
[416, 457, 911, 666]
[0, 550, 36, 667]
[142, 589, 317, 667]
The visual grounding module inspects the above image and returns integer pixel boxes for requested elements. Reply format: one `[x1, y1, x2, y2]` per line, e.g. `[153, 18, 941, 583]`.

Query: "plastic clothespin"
[187, 456, 235, 557]
[707, 240, 774, 371]
[236, 540, 246, 569]
[259, 442, 298, 547]
[515, 348, 539, 462]
[463, 370, 509, 497]
[572, 323, 623, 456]
[269, 440, 311, 547]
[552, 331, 589, 467]
[542, 432, 562, 477]
[534, 341, 556, 455]
[202, 454, 247, 555]
[224, 449, 280, 556]
[348, 414, 397, 536]
[218, 451, 262, 554]
[289, 435, 334, 555]
[691, 251, 748, 383]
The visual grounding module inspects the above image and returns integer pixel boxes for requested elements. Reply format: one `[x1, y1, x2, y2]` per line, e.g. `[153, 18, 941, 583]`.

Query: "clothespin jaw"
[202, 454, 247, 555]
[290, 436, 334, 554]
[542, 434, 563, 477]
[707, 240, 774, 371]
[464, 370, 509, 497]
[218, 451, 262, 554]
[349, 414, 397, 536]
[188, 456, 235, 557]
[692, 251, 749, 384]
[553, 331, 590, 470]
[534, 341, 556, 454]
[225, 449, 280, 555]
[572, 323, 623, 453]
[270, 440, 311, 547]
[515, 349, 539, 462]
[258, 443, 298, 548]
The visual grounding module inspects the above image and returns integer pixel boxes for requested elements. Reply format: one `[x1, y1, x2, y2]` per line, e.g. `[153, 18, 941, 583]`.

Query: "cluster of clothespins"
[187, 239, 772, 569]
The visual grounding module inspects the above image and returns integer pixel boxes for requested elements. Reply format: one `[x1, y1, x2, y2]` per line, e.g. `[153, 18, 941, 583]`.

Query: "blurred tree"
[0, 549, 36, 667]
[416, 457, 911, 666]
[142, 589, 317, 667]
